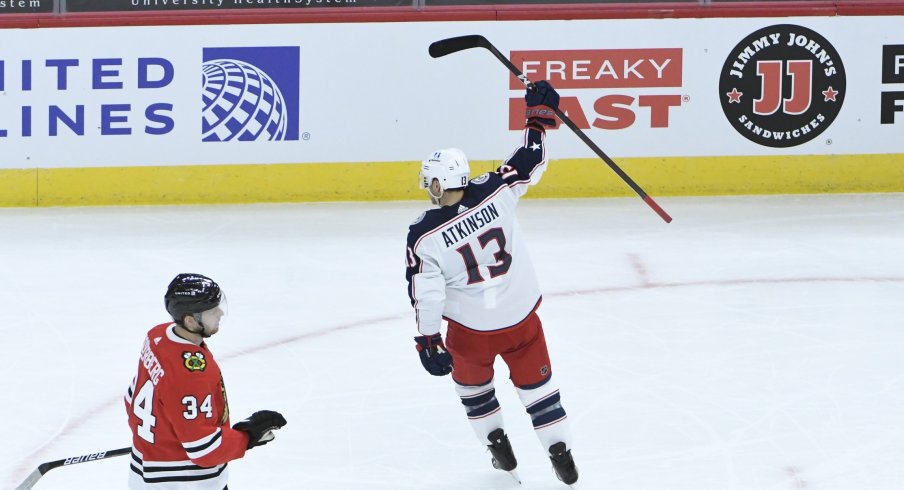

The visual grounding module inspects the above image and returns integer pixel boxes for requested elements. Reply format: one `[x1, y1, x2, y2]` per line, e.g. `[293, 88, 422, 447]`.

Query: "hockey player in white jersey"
[405, 80, 578, 486]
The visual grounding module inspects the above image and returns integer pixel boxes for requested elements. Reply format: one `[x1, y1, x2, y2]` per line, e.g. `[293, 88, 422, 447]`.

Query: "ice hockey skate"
[487, 428, 521, 484]
[549, 442, 578, 486]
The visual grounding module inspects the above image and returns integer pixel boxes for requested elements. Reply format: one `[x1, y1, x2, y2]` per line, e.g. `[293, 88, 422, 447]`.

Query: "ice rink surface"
[1, 193, 902, 490]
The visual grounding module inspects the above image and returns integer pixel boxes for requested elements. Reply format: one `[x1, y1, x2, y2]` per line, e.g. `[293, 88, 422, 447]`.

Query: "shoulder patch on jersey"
[470, 174, 490, 185]
[411, 211, 426, 226]
[182, 351, 206, 372]
[218, 376, 230, 424]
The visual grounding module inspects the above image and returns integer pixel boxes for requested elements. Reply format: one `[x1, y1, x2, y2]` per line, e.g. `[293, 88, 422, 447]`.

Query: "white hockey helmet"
[420, 148, 470, 192]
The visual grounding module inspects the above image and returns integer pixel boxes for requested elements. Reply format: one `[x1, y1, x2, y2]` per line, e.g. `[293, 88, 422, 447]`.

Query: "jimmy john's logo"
[183, 351, 207, 372]
[720, 24, 845, 147]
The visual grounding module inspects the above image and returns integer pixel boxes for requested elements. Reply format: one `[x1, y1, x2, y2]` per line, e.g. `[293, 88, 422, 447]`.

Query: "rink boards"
[2, 155, 903, 206]
[0, 13, 902, 205]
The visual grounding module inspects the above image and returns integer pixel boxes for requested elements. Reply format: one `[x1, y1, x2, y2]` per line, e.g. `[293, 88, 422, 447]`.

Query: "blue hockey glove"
[525, 80, 560, 128]
[414, 333, 453, 376]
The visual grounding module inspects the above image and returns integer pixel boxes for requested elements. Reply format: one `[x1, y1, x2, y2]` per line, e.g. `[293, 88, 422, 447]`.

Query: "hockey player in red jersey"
[405, 81, 578, 486]
[125, 273, 287, 489]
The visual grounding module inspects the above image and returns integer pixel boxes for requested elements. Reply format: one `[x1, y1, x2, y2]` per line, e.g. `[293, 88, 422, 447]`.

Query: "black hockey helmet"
[165, 273, 223, 324]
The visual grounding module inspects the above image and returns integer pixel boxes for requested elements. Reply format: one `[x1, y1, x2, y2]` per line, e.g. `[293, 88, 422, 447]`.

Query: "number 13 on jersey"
[456, 227, 512, 284]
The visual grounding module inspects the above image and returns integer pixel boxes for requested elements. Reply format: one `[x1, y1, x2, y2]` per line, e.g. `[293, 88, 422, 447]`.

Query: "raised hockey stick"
[15, 447, 130, 490]
[429, 35, 673, 223]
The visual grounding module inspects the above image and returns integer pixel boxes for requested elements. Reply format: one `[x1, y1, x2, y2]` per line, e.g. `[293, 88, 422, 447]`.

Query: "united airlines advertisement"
[0, 18, 900, 169]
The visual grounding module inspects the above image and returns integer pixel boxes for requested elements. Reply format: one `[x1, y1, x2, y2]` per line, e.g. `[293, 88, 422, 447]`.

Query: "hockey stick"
[15, 447, 130, 490]
[429, 35, 673, 223]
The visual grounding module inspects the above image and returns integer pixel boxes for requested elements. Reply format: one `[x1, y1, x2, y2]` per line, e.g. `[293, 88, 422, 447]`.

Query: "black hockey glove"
[415, 333, 453, 376]
[525, 80, 560, 129]
[232, 410, 287, 449]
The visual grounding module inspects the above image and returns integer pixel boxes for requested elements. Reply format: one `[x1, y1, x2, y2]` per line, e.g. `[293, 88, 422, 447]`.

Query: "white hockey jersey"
[406, 126, 548, 335]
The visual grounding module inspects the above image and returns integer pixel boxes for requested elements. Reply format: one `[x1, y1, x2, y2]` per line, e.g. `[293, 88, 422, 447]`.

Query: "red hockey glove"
[525, 80, 560, 128]
[414, 333, 453, 376]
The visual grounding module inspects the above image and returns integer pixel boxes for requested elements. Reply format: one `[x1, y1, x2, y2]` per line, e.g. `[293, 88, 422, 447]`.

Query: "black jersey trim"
[131, 450, 227, 482]
[131, 461, 227, 483]
[183, 429, 222, 452]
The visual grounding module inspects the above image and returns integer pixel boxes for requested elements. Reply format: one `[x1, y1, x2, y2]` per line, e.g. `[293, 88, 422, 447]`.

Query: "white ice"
[1, 194, 902, 490]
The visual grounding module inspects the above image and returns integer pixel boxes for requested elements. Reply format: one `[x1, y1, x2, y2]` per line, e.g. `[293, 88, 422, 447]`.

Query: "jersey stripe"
[131, 448, 227, 484]
[182, 429, 223, 459]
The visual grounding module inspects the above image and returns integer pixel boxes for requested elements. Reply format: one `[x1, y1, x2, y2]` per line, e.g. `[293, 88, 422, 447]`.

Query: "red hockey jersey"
[125, 322, 249, 489]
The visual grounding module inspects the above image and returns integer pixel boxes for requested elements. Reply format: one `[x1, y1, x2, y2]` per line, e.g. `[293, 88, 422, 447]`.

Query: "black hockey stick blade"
[429, 35, 488, 58]
[15, 447, 131, 490]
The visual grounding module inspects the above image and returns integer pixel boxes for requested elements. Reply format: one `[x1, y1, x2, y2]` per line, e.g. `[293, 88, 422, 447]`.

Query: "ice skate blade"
[504, 469, 522, 485]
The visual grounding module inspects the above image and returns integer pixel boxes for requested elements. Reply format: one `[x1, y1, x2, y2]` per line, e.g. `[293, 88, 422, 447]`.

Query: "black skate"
[549, 442, 578, 485]
[487, 429, 521, 484]
[487, 428, 517, 471]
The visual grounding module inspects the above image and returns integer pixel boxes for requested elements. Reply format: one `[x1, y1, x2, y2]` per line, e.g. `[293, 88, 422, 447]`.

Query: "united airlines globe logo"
[202, 59, 287, 141]
[201, 47, 300, 142]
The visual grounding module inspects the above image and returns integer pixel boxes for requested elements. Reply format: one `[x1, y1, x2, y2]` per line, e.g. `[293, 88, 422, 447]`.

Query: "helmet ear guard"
[420, 148, 470, 192]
